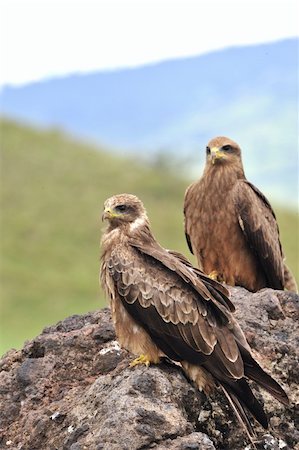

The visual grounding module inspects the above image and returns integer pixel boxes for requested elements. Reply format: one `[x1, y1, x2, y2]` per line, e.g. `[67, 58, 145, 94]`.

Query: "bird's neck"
[101, 216, 152, 252]
[203, 161, 245, 190]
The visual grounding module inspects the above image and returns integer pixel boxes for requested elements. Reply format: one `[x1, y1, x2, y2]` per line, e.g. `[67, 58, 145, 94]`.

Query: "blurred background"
[0, 0, 298, 356]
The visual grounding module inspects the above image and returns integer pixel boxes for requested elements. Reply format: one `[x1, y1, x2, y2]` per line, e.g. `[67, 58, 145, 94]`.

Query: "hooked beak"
[210, 147, 224, 165]
[102, 207, 114, 221]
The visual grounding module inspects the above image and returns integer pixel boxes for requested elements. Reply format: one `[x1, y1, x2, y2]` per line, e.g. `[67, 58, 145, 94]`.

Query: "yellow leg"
[130, 354, 151, 368]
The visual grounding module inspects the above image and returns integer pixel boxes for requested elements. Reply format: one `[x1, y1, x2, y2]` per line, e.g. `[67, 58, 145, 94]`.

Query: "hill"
[1, 38, 298, 206]
[1, 120, 298, 356]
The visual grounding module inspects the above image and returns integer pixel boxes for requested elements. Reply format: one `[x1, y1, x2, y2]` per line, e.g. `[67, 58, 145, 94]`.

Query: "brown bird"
[100, 193, 288, 438]
[184, 136, 297, 292]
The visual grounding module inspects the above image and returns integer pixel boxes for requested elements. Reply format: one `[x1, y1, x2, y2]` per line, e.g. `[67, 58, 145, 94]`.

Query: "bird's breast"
[187, 180, 263, 289]
[110, 296, 161, 362]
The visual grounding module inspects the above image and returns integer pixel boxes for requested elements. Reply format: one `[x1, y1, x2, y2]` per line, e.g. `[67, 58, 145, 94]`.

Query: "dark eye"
[115, 204, 127, 212]
[206, 146, 211, 154]
[222, 145, 233, 152]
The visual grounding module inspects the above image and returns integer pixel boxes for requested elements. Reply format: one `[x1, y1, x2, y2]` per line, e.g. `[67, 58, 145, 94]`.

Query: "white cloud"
[0, 0, 298, 86]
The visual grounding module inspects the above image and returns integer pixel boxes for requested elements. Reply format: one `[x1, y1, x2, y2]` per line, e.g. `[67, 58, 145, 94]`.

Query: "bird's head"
[102, 193, 148, 229]
[205, 136, 242, 167]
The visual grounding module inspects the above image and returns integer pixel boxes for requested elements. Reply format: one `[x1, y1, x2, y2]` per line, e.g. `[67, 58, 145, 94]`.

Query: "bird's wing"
[183, 184, 195, 255]
[283, 262, 298, 293]
[108, 240, 243, 379]
[129, 230, 233, 315]
[232, 180, 284, 289]
[166, 249, 235, 313]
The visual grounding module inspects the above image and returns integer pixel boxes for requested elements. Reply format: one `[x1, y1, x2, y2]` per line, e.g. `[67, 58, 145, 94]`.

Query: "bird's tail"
[220, 378, 268, 438]
[241, 348, 289, 406]
[219, 348, 289, 438]
[283, 262, 298, 293]
[220, 384, 257, 439]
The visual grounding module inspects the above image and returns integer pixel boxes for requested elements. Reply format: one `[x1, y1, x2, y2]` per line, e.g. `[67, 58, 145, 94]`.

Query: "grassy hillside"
[1, 119, 298, 356]
[1, 39, 298, 208]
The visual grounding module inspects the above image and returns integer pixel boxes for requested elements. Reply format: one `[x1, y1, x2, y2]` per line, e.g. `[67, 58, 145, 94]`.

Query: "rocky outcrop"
[0, 287, 298, 450]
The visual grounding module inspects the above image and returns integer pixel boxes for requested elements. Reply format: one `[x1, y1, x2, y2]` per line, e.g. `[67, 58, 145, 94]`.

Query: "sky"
[0, 0, 298, 87]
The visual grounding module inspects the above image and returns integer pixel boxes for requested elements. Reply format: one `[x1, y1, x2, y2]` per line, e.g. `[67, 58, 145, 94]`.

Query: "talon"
[208, 270, 225, 283]
[130, 354, 151, 368]
[208, 270, 219, 281]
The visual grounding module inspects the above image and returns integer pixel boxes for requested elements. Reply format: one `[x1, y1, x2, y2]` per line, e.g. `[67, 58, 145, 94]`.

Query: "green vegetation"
[1, 119, 298, 356]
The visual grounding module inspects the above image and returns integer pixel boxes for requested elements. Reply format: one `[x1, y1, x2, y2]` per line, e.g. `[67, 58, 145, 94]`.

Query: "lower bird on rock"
[100, 193, 289, 439]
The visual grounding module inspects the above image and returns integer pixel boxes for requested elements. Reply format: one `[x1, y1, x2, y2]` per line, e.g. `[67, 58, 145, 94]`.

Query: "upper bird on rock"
[184, 136, 297, 293]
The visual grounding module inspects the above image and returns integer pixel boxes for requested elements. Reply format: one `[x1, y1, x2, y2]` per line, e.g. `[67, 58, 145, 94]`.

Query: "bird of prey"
[184, 136, 297, 293]
[100, 193, 288, 437]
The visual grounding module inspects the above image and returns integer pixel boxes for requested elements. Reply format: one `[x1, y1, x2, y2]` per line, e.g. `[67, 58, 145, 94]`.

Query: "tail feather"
[241, 348, 289, 406]
[245, 363, 289, 405]
[283, 262, 298, 293]
[220, 384, 255, 439]
[223, 378, 269, 430]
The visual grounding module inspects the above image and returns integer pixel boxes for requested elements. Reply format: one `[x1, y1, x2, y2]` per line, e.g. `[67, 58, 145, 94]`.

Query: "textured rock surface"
[0, 288, 298, 450]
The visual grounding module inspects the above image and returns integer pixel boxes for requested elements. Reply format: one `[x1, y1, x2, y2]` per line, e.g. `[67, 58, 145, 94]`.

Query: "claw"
[130, 354, 151, 368]
[208, 270, 226, 283]
[208, 270, 219, 281]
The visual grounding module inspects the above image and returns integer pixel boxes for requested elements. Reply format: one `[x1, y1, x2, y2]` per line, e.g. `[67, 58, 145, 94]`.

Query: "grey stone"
[0, 288, 298, 450]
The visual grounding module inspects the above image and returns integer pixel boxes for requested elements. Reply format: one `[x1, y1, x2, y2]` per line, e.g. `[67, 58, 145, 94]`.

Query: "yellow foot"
[208, 270, 219, 281]
[208, 270, 226, 283]
[130, 354, 151, 368]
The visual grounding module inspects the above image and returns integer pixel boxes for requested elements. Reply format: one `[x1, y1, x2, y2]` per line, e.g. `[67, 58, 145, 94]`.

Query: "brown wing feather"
[233, 180, 284, 289]
[129, 230, 234, 319]
[167, 250, 230, 295]
[185, 232, 194, 255]
[167, 249, 236, 313]
[184, 183, 196, 255]
[283, 262, 298, 293]
[108, 243, 244, 380]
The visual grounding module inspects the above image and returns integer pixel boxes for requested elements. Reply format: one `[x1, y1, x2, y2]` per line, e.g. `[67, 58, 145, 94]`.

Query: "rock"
[0, 289, 298, 450]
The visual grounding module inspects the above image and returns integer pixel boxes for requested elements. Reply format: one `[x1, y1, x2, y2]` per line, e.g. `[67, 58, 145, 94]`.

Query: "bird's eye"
[222, 145, 232, 152]
[115, 204, 127, 212]
[206, 146, 211, 154]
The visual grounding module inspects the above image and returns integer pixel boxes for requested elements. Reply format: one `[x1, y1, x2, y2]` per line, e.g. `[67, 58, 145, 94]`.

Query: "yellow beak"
[102, 207, 114, 221]
[210, 147, 224, 164]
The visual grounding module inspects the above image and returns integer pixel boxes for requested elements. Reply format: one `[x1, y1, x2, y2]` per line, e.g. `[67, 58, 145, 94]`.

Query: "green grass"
[1, 119, 298, 356]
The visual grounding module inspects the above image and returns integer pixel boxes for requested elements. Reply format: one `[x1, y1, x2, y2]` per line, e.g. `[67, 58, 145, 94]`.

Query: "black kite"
[184, 136, 297, 292]
[100, 193, 288, 437]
